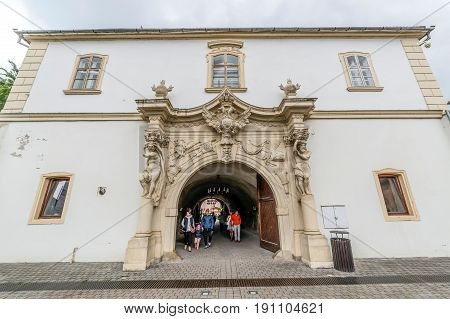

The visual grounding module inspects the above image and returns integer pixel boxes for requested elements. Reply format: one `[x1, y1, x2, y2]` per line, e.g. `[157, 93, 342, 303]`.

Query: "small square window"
[29, 173, 73, 225]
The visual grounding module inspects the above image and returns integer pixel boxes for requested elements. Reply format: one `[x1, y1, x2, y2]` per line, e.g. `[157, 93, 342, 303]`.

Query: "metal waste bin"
[330, 230, 355, 272]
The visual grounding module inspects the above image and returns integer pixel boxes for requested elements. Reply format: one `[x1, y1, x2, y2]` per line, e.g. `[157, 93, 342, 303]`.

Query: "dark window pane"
[212, 77, 225, 87]
[227, 66, 238, 78]
[346, 56, 357, 68]
[78, 57, 90, 69]
[75, 70, 87, 80]
[72, 79, 84, 89]
[364, 77, 375, 86]
[227, 77, 239, 87]
[87, 70, 99, 79]
[227, 54, 238, 65]
[213, 55, 225, 66]
[41, 179, 69, 218]
[91, 57, 102, 69]
[86, 79, 97, 89]
[351, 77, 363, 86]
[213, 67, 225, 77]
[358, 56, 369, 67]
[379, 176, 408, 214]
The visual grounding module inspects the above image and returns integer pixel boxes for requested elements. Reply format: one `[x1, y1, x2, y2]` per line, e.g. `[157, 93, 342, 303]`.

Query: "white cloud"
[0, 0, 448, 99]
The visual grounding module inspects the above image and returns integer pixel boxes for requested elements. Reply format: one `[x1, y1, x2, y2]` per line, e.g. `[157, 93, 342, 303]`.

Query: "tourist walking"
[181, 208, 195, 252]
[231, 210, 241, 242]
[194, 223, 202, 249]
[226, 212, 234, 241]
[201, 209, 215, 248]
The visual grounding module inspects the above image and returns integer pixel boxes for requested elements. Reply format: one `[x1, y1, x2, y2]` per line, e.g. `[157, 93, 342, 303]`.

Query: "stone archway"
[123, 88, 333, 271]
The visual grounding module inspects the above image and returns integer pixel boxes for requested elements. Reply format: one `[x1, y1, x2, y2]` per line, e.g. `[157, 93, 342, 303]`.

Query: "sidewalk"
[0, 230, 448, 299]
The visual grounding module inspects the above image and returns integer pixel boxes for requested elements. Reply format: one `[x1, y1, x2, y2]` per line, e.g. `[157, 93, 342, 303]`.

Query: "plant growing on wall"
[0, 60, 18, 111]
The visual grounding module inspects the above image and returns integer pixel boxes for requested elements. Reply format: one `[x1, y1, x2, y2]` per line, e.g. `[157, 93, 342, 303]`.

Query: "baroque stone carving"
[285, 128, 312, 196]
[239, 139, 285, 165]
[139, 129, 168, 205]
[279, 79, 301, 98]
[167, 139, 186, 184]
[202, 92, 251, 162]
[151, 80, 174, 99]
[166, 139, 216, 185]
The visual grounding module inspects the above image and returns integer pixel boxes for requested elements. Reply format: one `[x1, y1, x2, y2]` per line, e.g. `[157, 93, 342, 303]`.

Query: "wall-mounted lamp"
[419, 31, 431, 48]
[98, 187, 107, 196]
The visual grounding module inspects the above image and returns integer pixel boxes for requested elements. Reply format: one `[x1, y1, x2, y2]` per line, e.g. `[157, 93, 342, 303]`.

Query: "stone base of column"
[123, 235, 158, 271]
[292, 229, 303, 260]
[300, 233, 333, 268]
[162, 251, 181, 262]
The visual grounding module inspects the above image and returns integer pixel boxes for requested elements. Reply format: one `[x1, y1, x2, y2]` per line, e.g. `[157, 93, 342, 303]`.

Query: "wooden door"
[257, 175, 280, 252]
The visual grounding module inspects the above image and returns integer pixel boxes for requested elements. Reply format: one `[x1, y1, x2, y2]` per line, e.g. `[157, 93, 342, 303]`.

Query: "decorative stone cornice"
[136, 88, 316, 126]
[0, 110, 443, 123]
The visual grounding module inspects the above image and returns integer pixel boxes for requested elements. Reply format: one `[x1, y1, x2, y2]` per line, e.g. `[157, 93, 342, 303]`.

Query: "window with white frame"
[339, 52, 383, 91]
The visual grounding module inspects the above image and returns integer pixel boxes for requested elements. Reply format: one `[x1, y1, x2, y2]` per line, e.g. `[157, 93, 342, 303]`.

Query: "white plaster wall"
[308, 118, 450, 258]
[0, 118, 448, 262]
[0, 121, 143, 262]
[23, 38, 426, 112]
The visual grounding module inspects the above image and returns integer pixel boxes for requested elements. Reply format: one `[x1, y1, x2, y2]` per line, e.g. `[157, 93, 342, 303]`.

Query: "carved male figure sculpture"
[139, 145, 162, 199]
[293, 139, 312, 195]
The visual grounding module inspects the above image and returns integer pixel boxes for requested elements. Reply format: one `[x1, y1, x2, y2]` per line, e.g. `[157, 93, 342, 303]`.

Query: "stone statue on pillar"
[123, 128, 168, 271]
[284, 127, 333, 268]
[293, 129, 312, 196]
[139, 129, 168, 205]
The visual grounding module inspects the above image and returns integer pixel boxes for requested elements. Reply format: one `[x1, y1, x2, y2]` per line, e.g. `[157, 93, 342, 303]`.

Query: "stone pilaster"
[123, 122, 168, 271]
[285, 126, 333, 268]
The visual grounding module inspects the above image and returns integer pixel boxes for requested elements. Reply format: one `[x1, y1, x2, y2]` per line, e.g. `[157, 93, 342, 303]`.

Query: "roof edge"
[14, 26, 434, 41]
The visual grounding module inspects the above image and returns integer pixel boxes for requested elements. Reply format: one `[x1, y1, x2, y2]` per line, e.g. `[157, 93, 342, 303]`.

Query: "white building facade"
[0, 27, 449, 270]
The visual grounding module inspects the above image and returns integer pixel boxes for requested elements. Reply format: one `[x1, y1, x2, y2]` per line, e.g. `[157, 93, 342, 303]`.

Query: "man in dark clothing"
[201, 209, 215, 248]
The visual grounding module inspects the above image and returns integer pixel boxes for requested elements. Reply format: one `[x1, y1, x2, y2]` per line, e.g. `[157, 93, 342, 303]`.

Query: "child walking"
[194, 223, 202, 249]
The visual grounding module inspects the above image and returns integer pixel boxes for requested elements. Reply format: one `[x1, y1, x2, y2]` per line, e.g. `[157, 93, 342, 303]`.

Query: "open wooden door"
[257, 174, 280, 252]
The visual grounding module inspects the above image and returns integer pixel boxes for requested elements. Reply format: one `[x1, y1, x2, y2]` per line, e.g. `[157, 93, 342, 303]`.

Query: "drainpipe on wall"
[13, 28, 30, 48]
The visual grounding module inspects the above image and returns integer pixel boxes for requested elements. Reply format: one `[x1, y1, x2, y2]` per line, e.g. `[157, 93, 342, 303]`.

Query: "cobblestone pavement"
[0, 229, 449, 299]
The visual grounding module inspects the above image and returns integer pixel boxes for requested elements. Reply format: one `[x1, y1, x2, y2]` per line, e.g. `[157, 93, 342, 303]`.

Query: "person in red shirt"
[231, 210, 241, 242]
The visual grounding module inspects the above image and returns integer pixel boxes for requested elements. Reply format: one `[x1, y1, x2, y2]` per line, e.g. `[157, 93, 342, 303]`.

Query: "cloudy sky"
[1, 0, 449, 100]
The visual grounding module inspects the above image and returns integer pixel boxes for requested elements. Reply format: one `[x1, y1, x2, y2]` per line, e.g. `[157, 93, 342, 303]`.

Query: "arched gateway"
[178, 162, 281, 252]
[123, 87, 333, 271]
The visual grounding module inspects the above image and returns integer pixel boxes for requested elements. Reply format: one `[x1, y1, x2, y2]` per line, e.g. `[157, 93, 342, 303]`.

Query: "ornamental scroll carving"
[239, 138, 289, 194]
[285, 128, 312, 196]
[202, 92, 251, 162]
[139, 129, 169, 206]
[166, 139, 216, 185]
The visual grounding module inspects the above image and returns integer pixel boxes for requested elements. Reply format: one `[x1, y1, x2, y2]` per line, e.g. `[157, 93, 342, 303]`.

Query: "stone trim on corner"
[401, 39, 446, 110]
[1, 41, 48, 113]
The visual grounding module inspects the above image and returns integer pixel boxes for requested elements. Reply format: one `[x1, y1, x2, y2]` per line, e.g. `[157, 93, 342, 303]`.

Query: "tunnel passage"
[177, 162, 280, 252]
